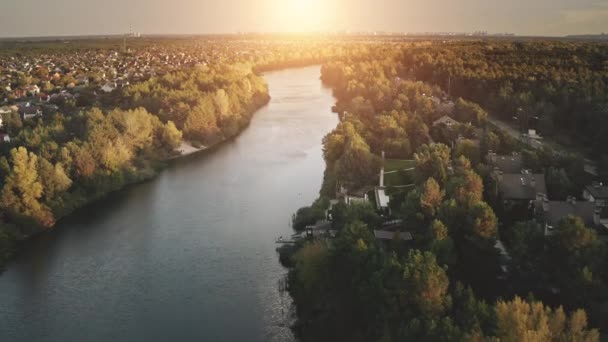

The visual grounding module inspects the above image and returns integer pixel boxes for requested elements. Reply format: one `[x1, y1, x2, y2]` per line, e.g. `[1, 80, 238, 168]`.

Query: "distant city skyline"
[1, 0, 607, 38]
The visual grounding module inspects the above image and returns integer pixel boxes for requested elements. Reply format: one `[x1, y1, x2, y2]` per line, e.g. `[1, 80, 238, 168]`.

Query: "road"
[486, 116, 598, 176]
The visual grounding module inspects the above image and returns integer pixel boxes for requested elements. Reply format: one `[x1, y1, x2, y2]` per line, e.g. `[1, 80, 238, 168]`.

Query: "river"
[0, 66, 338, 342]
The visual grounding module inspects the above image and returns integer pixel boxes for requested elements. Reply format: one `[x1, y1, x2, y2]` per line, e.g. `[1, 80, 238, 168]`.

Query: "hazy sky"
[1, 0, 607, 37]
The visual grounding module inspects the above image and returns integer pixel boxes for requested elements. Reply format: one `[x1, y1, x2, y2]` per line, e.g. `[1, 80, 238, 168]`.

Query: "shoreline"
[1, 91, 272, 269]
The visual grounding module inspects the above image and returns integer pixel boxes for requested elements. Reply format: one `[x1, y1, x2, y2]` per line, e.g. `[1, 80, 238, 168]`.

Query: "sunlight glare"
[270, 0, 330, 32]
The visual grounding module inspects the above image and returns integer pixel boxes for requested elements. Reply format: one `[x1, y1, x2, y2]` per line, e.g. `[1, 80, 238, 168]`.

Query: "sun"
[271, 0, 329, 32]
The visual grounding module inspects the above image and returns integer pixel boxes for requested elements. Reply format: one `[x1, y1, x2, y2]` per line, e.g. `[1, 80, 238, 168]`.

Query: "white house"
[101, 82, 117, 93]
[0, 133, 10, 143]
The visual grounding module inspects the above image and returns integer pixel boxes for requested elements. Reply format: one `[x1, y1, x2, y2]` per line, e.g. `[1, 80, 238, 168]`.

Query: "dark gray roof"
[585, 184, 608, 199]
[374, 230, 413, 241]
[489, 154, 523, 174]
[538, 200, 597, 228]
[499, 173, 546, 200]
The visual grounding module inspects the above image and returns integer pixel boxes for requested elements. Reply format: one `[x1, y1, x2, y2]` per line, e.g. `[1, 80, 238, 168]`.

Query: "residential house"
[345, 193, 369, 205]
[487, 152, 523, 174]
[432, 115, 459, 127]
[374, 186, 390, 213]
[19, 106, 42, 120]
[495, 169, 547, 203]
[374, 230, 413, 242]
[583, 183, 608, 208]
[535, 195, 608, 235]
[101, 82, 117, 93]
[305, 221, 335, 238]
[0, 132, 10, 143]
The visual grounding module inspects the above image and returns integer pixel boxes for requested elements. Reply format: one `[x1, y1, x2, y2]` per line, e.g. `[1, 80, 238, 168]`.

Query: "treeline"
[119, 63, 270, 146]
[0, 63, 272, 267]
[402, 41, 608, 163]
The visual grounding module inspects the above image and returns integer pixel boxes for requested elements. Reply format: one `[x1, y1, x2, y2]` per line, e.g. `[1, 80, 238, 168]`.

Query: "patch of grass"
[383, 159, 415, 187]
[384, 159, 415, 172]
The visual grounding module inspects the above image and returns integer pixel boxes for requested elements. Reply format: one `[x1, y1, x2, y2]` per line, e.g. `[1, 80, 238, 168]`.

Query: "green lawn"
[384, 159, 415, 186]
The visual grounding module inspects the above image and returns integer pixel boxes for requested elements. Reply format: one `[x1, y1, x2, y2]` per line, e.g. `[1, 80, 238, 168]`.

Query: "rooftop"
[585, 183, 608, 199]
[498, 171, 546, 200]
[488, 153, 523, 174]
[374, 230, 413, 241]
[536, 198, 598, 228]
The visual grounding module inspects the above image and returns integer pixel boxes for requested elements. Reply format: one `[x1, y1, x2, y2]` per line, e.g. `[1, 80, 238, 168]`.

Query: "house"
[375, 186, 390, 213]
[0, 133, 10, 143]
[20, 106, 42, 120]
[583, 183, 608, 208]
[432, 115, 459, 127]
[487, 152, 523, 174]
[535, 195, 608, 235]
[345, 193, 369, 205]
[24, 85, 40, 96]
[305, 221, 335, 238]
[101, 82, 117, 93]
[495, 169, 547, 202]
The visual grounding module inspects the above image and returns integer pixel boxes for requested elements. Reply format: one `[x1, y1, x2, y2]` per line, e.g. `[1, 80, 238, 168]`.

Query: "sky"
[0, 0, 607, 37]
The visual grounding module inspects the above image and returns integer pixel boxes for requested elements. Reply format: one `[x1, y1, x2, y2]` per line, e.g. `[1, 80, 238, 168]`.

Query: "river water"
[0, 66, 337, 342]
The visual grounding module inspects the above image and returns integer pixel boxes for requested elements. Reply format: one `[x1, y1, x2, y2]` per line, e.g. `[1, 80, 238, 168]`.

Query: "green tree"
[414, 143, 451, 185]
[1, 147, 54, 227]
[403, 250, 451, 317]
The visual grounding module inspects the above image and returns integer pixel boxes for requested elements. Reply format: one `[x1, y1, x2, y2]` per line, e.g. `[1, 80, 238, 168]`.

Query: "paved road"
[487, 117, 598, 176]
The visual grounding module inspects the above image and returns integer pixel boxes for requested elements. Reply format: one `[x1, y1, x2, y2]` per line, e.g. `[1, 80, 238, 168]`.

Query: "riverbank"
[0, 91, 271, 270]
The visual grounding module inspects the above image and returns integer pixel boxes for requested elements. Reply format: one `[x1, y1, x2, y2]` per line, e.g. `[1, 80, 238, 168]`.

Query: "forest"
[282, 41, 608, 341]
[402, 40, 608, 169]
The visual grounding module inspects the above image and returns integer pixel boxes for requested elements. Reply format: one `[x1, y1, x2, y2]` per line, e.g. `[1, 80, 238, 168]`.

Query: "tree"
[403, 250, 451, 317]
[294, 240, 329, 294]
[37, 157, 72, 203]
[454, 139, 481, 165]
[454, 98, 487, 125]
[1, 147, 54, 227]
[493, 297, 599, 342]
[448, 169, 484, 207]
[414, 143, 451, 185]
[467, 201, 498, 243]
[420, 177, 445, 217]
[161, 120, 183, 149]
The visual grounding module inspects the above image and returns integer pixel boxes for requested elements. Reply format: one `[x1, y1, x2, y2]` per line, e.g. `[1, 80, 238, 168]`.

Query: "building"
[374, 186, 390, 213]
[487, 152, 523, 174]
[583, 183, 608, 208]
[345, 193, 369, 205]
[373, 230, 413, 242]
[432, 115, 459, 127]
[0, 133, 10, 143]
[535, 195, 608, 234]
[496, 169, 547, 202]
